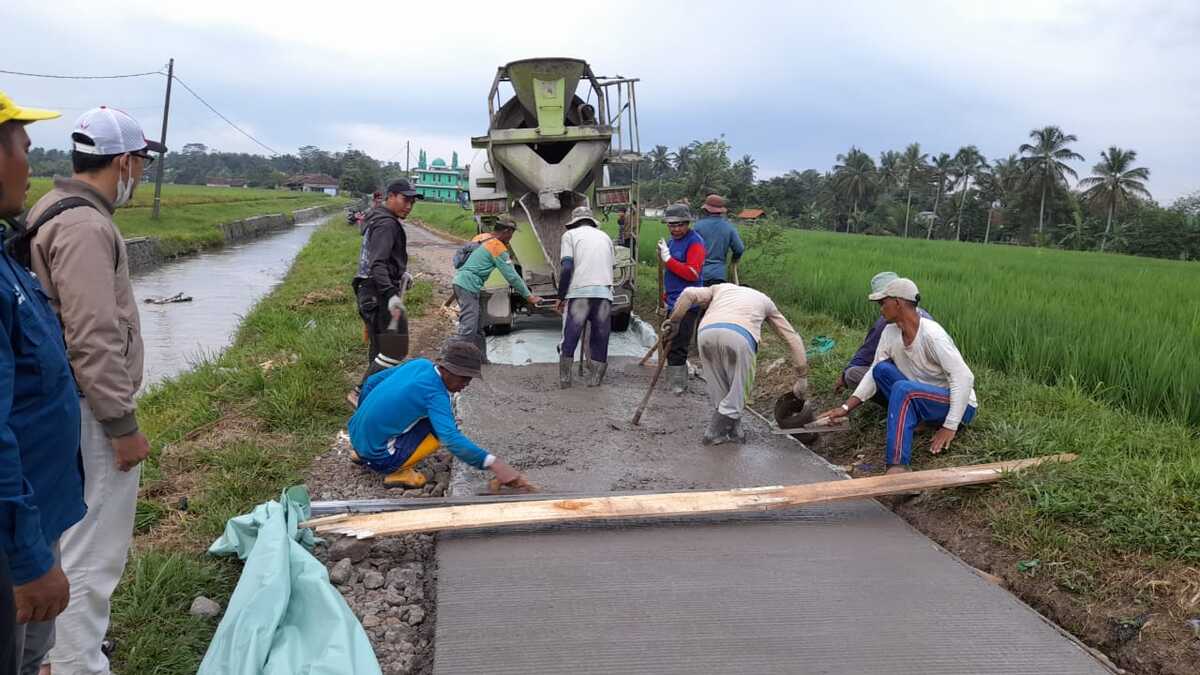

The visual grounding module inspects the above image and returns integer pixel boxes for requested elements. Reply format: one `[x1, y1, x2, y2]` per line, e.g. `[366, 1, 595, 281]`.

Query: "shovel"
[374, 273, 412, 364]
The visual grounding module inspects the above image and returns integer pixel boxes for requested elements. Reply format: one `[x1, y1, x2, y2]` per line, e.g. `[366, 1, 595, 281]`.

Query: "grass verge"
[111, 218, 430, 673]
[409, 201, 479, 240]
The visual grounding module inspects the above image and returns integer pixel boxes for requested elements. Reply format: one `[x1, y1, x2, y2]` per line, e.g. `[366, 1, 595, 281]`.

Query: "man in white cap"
[557, 206, 614, 388]
[820, 278, 977, 474]
[24, 105, 165, 675]
[835, 271, 933, 395]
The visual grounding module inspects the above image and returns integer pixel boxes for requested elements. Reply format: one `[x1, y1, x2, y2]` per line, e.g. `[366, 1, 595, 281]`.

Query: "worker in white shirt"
[819, 277, 977, 474]
[667, 283, 809, 445]
[557, 206, 615, 387]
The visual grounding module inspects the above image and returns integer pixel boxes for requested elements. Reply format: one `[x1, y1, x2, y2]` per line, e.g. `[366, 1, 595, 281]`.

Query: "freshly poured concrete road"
[433, 359, 1111, 674]
[399, 216, 1113, 674]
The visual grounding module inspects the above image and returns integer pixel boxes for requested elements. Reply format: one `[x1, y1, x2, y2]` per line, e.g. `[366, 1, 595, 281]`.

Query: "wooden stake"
[302, 454, 1076, 539]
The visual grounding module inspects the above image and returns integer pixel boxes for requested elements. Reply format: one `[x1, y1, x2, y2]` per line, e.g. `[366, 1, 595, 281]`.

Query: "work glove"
[387, 294, 405, 313]
[656, 239, 670, 263]
[791, 376, 809, 399]
[401, 272, 414, 291]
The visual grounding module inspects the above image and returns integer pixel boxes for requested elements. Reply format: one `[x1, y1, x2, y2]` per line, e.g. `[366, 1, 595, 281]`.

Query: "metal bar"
[771, 425, 851, 435]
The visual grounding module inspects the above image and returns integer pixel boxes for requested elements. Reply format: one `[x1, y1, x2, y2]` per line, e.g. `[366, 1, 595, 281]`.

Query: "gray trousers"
[13, 543, 59, 675]
[453, 285, 487, 358]
[698, 327, 757, 419]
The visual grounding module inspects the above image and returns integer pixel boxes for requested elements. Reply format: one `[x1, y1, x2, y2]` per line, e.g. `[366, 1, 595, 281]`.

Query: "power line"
[168, 74, 279, 156]
[0, 69, 164, 80]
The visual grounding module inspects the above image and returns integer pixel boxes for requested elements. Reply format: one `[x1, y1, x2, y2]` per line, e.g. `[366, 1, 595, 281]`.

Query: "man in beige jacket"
[666, 283, 809, 445]
[25, 106, 163, 675]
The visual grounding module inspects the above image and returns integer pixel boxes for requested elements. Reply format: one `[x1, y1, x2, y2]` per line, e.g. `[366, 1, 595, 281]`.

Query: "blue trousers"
[561, 298, 612, 363]
[363, 418, 437, 474]
[872, 361, 976, 466]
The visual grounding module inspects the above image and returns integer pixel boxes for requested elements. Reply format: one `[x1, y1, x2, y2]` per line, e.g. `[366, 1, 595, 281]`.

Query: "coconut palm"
[832, 147, 877, 232]
[647, 145, 674, 178]
[1078, 146, 1151, 252]
[674, 144, 695, 175]
[1019, 125, 1084, 236]
[878, 150, 902, 195]
[899, 143, 928, 238]
[927, 152, 953, 239]
[951, 145, 987, 241]
[732, 154, 757, 185]
[979, 154, 1022, 244]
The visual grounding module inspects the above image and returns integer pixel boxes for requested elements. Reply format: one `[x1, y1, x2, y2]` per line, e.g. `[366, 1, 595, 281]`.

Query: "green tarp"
[199, 486, 381, 674]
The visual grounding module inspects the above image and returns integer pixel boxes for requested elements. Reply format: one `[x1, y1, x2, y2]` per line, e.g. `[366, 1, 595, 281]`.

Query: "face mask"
[113, 157, 134, 207]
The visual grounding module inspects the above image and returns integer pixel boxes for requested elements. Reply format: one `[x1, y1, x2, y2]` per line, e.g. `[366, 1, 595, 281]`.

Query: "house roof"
[286, 173, 338, 187]
[737, 208, 765, 219]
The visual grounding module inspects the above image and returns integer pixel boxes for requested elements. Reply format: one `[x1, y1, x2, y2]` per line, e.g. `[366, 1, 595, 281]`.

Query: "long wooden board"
[302, 454, 1076, 539]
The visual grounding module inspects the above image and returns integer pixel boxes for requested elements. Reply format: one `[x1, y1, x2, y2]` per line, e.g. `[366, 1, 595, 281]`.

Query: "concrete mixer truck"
[468, 58, 642, 334]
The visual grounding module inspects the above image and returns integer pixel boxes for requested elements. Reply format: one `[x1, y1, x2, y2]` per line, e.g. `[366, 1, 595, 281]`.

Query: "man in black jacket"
[353, 179, 422, 387]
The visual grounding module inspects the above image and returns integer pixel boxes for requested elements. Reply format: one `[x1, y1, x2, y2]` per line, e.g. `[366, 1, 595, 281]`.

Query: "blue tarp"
[199, 486, 381, 674]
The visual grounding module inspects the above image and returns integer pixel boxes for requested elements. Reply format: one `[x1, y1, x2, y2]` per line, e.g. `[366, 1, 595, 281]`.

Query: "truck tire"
[611, 310, 632, 332]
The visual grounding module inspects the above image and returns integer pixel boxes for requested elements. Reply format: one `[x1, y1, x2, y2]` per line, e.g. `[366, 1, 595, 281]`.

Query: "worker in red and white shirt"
[656, 204, 706, 395]
[821, 278, 977, 474]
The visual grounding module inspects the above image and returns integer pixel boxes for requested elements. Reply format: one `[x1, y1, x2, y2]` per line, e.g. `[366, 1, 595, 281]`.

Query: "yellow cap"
[0, 90, 61, 125]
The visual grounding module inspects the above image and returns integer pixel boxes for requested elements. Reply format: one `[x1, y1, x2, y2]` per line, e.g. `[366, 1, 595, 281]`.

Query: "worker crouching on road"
[347, 342, 534, 491]
[657, 204, 706, 395]
[667, 283, 810, 444]
[820, 278, 977, 475]
[557, 206, 615, 388]
[451, 218, 543, 360]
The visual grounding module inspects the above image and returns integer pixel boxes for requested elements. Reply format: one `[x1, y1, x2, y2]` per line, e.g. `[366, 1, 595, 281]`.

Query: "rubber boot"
[703, 411, 735, 445]
[384, 467, 428, 488]
[668, 365, 688, 395]
[559, 357, 574, 389]
[587, 360, 607, 387]
[728, 417, 746, 443]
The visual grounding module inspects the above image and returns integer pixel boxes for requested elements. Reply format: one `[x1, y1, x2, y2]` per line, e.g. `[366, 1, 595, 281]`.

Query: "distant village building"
[735, 208, 765, 222]
[205, 177, 247, 188]
[285, 173, 339, 196]
[413, 151, 468, 204]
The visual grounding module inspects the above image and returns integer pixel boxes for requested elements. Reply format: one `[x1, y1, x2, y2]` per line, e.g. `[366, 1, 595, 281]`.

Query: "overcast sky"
[4, 0, 1197, 201]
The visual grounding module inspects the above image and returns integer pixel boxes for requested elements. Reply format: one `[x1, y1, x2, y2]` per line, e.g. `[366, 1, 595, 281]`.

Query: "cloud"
[4, 0, 1197, 200]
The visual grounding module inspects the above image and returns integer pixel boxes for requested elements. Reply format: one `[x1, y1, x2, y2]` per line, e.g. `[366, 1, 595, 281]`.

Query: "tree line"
[27, 143, 407, 195]
[634, 127, 1200, 261]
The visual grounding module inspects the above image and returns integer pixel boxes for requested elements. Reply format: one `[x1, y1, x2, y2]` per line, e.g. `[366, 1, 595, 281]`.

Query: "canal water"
[134, 217, 328, 388]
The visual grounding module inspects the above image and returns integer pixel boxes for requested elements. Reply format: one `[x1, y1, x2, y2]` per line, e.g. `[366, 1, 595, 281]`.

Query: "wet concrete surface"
[134, 217, 326, 387]
[435, 357, 1113, 674]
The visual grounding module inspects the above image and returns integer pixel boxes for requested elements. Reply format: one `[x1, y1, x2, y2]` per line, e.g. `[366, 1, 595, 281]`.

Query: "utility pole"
[151, 58, 174, 220]
[405, 140, 410, 175]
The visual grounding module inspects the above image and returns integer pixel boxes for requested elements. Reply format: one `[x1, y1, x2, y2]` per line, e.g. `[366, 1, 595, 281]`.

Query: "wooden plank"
[302, 454, 1076, 539]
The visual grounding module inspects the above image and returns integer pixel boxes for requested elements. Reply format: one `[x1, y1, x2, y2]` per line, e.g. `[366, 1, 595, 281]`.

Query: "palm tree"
[878, 150, 902, 195]
[980, 154, 1021, 244]
[1019, 125, 1084, 236]
[951, 145, 987, 241]
[1078, 146, 1151, 252]
[899, 143, 928, 237]
[647, 145, 673, 178]
[674, 144, 694, 175]
[927, 152, 953, 239]
[732, 154, 757, 185]
[832, 147, 877, 232]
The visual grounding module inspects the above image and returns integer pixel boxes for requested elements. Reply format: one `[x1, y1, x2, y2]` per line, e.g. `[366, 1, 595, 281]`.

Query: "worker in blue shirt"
[347, 342, 533, 491]
[692, 194, 745, 286]
[0, 91, 87, 674]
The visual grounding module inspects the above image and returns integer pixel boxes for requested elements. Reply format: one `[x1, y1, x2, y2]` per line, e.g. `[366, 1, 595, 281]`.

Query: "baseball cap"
[701, 194, 728, 214]
[869, 271, 898, 297]
[565, 205, 597, 228]
[438, 341, 484, 379]
[0, 91, 61, 125]
[868, 277, 920, 302]
[386, 179, 423, 199]
[72, 106, 165, 155]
